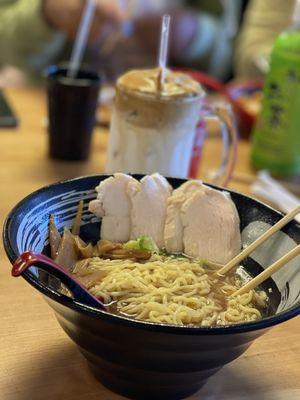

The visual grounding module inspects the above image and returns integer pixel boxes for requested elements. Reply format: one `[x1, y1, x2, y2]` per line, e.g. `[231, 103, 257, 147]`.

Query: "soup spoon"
[12, 251, 106, 310]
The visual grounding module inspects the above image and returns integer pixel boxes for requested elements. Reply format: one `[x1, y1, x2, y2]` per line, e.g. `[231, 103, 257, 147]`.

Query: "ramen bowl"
[3, 175, 300, 400]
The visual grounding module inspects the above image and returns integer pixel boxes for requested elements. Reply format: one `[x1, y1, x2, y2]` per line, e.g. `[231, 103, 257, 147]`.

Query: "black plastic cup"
[46, 65, 101, 160]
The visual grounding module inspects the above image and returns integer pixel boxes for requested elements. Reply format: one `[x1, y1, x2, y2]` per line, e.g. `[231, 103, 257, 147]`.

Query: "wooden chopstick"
[217, 205, 300, 276]
[232, 244, 300, 297]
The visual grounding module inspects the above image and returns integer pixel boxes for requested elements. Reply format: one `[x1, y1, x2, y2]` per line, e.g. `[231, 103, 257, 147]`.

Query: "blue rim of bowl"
[3, 174, 300, 335]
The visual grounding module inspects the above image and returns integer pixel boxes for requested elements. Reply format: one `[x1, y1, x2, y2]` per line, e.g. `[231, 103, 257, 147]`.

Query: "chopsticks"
[232, 244, 300, 296]
[214, 205, 300, 297]
[218, 205, 300, 276]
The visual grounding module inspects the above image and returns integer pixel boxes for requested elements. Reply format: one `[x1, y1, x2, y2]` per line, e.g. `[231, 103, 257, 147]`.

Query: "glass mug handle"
[188, 102, 238, 187]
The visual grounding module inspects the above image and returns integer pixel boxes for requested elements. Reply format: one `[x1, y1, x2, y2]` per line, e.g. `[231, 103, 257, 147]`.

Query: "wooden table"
[0, 88, 299, 400]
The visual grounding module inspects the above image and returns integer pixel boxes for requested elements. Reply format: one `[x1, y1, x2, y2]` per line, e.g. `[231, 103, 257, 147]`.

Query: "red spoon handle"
[12, 251, 106, 310]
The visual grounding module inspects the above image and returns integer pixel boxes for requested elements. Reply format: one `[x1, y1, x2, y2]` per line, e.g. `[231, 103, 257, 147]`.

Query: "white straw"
[68, 0, 96, 78]
[158, 14, 171, 84]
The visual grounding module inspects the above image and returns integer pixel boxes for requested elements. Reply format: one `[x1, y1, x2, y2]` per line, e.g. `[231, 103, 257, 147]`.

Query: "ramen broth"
[108, 269, 235, 320]
[72, 253, 268, 327]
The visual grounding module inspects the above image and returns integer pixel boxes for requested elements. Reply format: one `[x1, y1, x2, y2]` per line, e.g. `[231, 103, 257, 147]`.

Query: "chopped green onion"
[123, 236, 159, 253]
[138, 236, 159, 253]
[123, 240, 140, 250]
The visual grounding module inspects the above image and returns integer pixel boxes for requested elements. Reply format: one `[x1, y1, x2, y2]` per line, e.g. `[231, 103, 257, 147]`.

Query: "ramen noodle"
[73, 254, 267, 327]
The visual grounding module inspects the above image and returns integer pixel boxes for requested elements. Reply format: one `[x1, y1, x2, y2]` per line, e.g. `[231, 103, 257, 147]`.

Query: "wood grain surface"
[0, 89, 299, 400]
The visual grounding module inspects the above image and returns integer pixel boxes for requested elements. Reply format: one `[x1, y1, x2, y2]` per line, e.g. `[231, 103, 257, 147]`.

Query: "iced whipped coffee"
[106, 68, 205, 177]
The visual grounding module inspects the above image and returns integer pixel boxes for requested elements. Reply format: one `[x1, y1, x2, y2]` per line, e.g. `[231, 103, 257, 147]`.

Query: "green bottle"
[251, 1, 300, 176]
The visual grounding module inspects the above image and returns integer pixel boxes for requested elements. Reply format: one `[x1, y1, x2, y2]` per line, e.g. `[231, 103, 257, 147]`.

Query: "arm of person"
[0, 0, 66, 79]
[234, 0, 295, 79]
[0, 0, 123, 81]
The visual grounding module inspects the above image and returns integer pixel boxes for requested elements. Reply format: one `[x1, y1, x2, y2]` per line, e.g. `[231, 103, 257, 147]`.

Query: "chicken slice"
[151, 172, 173, 197]
[101, 216, 133, 242]
[164, 180, 203, 253]
[181, 184, 241, 264]
[88, 173, 137, 242]
[127, 174, 172, 247]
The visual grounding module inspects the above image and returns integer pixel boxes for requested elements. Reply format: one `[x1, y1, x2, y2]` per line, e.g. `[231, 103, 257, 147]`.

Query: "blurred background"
[0, 0, 288, 84]
[1, 0, 300, 210]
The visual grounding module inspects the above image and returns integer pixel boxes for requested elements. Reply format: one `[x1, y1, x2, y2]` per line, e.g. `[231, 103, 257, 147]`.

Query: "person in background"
[128, 0, 243, 80]
[0, 0, 123, 84]
[0, 0, 243, 84]
[235, 0, 296, 78]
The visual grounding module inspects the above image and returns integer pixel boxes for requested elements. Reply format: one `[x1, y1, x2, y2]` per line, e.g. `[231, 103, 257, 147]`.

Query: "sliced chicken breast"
[181, 184, 241, 264]
[88, 173, 137, 242]
[164, 180, 203, 253]
[151, 172, 173, 197]
[127, 174, 172, 247]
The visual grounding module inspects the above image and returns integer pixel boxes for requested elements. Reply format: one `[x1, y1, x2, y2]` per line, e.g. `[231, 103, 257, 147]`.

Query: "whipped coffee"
[106, 68, 205, 177]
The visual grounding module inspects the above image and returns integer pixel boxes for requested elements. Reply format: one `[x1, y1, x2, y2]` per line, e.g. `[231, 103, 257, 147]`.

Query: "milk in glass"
[106, 68, 205, 177]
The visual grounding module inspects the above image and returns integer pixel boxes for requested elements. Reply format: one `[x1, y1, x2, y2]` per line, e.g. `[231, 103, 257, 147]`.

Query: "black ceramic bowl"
[3, 175, 300, 400]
